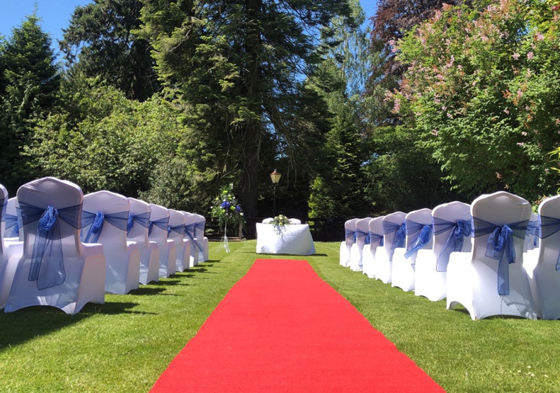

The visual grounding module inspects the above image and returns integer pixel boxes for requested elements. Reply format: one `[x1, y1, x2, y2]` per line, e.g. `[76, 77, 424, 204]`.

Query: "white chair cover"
[339, 218, 358, 267]
[375, 212, 406, 284]
[349, 217, 373, 272]
[0, 186, 24, 309]
[4, 197, 22, 240]
[193, 214, 209, 262]
[446, 191, 537, 320]
[82, 191, 140, 294]
[127, 198, 159, 285]
[415, 201, 472, 301]
[184, 212, 199, 267]
[392, 208, 433, 292]
[362, 216, 384, 279]
[525, 195, 560, 319]
[5, 177, 105, 314]
[179, 211, 192, 270]
[149, 204, 177, 277]
[168, 209, 189, 272]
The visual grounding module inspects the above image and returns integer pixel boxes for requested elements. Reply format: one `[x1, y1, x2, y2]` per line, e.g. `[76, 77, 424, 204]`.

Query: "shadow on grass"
[128, 287, 167, 296]
[0, 301, 142, 350]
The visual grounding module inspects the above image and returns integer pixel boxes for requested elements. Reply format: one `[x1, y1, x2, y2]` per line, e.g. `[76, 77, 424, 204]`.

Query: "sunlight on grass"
[0, 241, 558, 392]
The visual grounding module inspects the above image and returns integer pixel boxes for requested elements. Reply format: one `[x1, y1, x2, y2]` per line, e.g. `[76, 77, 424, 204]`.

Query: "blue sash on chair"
[81, 210, 128, 243]
[473, 217, 528, 296]
[170, 224, 185, 235]
[127, 212, 150, 234]
[345, 228, 356, 244]
[20, 201, 82, 290]
[433, 217, 472, 272]
[184, 223, 203, 251]
[149, 217, 169, 236]
[537, 215, 560, 271]
[404, 220, 433, 259]
[383, 221, 406, 250]
[368, 231, 384, 247]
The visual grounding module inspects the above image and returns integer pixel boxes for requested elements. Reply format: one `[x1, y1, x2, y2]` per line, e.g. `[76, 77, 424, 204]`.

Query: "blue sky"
[0, 0, 377, 57]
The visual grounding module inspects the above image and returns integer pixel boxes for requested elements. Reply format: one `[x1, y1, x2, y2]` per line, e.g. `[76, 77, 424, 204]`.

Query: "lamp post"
[270, 169, 281, 217]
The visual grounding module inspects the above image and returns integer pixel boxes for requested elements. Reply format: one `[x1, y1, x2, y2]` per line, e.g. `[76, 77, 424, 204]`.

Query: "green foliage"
[393, 0, 560, 201]
[60, 0, 159, 101]
[29, 77, 178, 197]
[0, 15, 60, 194]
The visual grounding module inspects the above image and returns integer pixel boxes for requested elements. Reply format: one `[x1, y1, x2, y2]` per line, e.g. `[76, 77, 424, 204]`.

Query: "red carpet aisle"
[151, 259, 444, 392]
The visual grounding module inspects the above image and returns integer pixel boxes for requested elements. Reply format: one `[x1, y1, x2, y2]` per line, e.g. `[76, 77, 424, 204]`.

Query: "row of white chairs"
[0, 177, 209, 315]
[340, 191, 560, 320]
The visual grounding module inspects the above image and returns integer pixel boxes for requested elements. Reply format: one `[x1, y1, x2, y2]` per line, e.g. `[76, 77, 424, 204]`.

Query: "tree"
[393, 0, 560, 201]
[0, 15, 60, 194]
[139, 0, 356, 225]
[60, 0, 159, 101]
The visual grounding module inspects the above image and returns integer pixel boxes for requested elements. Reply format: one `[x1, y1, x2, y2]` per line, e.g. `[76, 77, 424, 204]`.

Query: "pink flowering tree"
[390, 0, 560, 200]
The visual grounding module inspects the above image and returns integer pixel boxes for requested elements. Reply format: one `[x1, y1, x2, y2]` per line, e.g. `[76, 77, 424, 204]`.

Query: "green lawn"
[0, 241, 558, 392]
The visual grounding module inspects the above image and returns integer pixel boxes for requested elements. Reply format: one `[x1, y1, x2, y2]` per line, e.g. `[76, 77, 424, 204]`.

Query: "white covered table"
[256, 223, 315, 255]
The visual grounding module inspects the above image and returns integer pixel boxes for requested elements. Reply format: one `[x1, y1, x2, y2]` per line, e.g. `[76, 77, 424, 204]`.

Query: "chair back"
[344, 218, 359, 246]
[127, 198, 151, 246]
[149, 204, 170, 247]
[168, 209, 186, 243]
[82, 191, 129, 250]
[404, 209, 433, 257]
[355, 217, 373, 247]
[382, 212, 406, 259]
[193, 214, 206, 239]
[431, 201, 472, 270]
[18, 177, 83, 258]
[536, 195, 560, 270]
[0, 184, 8, 250]
[368, 216, 384, 248]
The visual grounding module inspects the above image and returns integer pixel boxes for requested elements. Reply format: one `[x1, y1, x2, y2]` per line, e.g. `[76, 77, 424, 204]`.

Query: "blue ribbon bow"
[345, 228, 356, 244]
[149, 217, 169, 236]
[473, 217, 528, 296]
[433, 217, 472, 272]
[404, 220, 433, 259]
[537, 215, 560, 271]
[20, 201, 82, 290]
[383, 221, 406, 250]
[127, 212, 150, 234]
[81, 210, 129, 243]
[5, 213, 20, 238]
[184, 223, 203, 251]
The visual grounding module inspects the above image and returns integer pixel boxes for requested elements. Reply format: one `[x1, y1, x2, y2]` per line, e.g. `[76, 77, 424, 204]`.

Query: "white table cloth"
[256, 223, 315, 255]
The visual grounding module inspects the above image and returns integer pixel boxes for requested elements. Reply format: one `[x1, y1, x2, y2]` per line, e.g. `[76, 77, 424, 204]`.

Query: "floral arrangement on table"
[210, 184, 243, 252]
[269, 214, 290, 226]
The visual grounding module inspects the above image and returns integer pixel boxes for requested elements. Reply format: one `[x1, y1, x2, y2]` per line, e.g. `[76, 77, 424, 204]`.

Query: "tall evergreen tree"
[139, 0, 355, 226]
[60, 0, 159, 101]
[0, 15, 60, 194]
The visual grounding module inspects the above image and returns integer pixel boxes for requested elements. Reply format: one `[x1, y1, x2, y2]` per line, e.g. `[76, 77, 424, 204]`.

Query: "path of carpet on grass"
[151, 259, 444, 392]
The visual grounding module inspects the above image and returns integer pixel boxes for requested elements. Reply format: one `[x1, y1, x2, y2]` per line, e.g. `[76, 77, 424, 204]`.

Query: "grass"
[1, 241, 559, 392]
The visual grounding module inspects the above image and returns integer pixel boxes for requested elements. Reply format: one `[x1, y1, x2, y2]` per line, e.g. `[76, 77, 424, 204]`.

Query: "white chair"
[339, 218, 358, 267]
[184, 212, 199, 267]
[168, 209, 189, 272]
[524, 212, 539, 252]
[447, 191, 537, 320]
[149, 204, 177, 277]
[525, 195, 560, 319]
[392, 209, 433, 292]
[415, 201, 472, 301]
[179, 211, 192, 270]
[375, 212, 406, 284]
[349, 217, 373, 272]
[4, 197, 22, 240]
[362, 216, 384, 279]
[82, 191, 140, 294]
[0, 186, 24, 310]
[127, 198, 159, 285]
[5, 177, 105, 314]
[193, 214, 209, 262]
